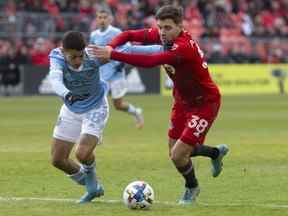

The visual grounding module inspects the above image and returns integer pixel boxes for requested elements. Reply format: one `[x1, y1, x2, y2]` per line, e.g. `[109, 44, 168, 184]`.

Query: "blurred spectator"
[30, 37, 51, 66]
[0, 0, 287, 63]
[0, 44, 29, 96]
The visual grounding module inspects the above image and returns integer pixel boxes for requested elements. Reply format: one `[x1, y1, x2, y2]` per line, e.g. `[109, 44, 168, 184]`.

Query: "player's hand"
[87, 45, 112, 61]
[65, 92, 90, 105]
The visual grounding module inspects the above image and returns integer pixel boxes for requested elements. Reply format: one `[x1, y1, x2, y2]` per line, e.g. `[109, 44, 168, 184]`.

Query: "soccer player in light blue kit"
[90, 9, 145, 129]
[49, 31, 108, 204]
[50, 31, 162, 204]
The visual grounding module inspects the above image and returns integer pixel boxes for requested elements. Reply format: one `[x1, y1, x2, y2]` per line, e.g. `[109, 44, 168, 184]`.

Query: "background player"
[90, 5, 229, 204]
[90, 8, 144, 129]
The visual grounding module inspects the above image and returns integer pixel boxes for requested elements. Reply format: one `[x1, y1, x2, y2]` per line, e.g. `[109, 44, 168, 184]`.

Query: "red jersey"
[109, 28, 220, 106]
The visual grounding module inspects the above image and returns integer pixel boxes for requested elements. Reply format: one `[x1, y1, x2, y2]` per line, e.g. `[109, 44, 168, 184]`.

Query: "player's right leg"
[168, 103, 200, 204]
[52, 105, 85, 185]
[51, 139, 86, 185]
[76, 134, 104, 204]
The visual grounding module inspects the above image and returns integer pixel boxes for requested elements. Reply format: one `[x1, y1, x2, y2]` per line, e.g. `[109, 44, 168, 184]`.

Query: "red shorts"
[168, 99, 221, 146]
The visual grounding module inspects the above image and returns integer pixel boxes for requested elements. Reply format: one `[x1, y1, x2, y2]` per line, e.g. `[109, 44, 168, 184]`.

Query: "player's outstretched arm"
[110, 50, 177, 67]
[87, 45, 176, 67]
[121, 44, 163, 54]
[108, 28, 160, 48]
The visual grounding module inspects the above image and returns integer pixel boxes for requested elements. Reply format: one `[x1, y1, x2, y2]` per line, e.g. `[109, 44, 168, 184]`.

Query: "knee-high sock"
[81, 161, 96, 173]
[176, 160, 198, 189]
[191, 145, 219, 159]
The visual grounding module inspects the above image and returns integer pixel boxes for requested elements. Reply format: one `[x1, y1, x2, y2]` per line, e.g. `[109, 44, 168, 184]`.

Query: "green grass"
[0, 95, 287, 216]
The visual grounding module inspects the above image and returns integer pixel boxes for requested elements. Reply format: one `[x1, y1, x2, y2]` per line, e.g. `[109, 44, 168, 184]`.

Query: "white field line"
[0, 196, 288, 209]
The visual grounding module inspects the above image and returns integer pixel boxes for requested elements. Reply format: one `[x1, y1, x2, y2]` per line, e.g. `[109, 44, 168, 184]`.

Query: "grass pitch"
[0, 94, 287, 216]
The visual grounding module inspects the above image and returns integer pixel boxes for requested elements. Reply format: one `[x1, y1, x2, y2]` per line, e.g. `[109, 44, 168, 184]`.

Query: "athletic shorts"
[168, 99, 221, 146]
[53, 97, 109, 143]
[109, 78, 127, 99]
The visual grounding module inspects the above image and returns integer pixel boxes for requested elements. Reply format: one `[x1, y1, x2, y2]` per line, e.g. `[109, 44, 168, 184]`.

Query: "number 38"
[188, 115, 209, 137]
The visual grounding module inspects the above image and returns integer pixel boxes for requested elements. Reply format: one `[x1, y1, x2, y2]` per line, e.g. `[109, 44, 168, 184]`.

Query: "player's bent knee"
[170, 151, 182, 165]
[51, 158, 66, 169]
[170, 150, 190, 167]
[113, 99, 124, 110]
[114, 102, 124, 110]
[75, 149, 91, 163]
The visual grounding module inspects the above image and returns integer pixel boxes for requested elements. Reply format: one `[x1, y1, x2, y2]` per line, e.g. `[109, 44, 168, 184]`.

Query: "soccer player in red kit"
[90, 5, 229, 204]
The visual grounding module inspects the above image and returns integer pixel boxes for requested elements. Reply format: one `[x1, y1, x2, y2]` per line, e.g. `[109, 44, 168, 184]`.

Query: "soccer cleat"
[78, 175, 86, 186]
[78, 184, 104, 204]
[78, 168, 104, 204]
[134, 108, 144, 129]
[178, 186, 200, 205]
[211, 144, 229, 177]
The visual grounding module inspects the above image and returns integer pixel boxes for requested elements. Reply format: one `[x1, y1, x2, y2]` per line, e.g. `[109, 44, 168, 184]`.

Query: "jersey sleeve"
[110, 42, 188, 67]
[117, 44, 163, 54]
[126, 44, 163, 54]
[49, 50, 69, 98]
[108, 28, 161, 48]
[110, 50, 179, 67]
[89, 31, 96, 44]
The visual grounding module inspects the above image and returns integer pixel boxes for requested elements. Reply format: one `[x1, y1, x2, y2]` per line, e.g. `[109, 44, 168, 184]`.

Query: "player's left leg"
[110, 78, 144, 129]
[112, 97, 144, 129]
[170, 140, 200, 204]
[190, 144, 219, 158]
[191, 144, 229, 177]
[76, 134, 104, 204]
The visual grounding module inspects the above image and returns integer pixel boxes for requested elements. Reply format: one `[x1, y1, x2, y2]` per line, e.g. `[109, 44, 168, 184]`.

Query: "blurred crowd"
[0, 0, 288, 68]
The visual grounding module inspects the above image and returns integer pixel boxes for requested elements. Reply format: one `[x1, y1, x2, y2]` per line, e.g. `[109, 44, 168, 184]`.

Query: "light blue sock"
[81, 162, 98, 191]
[78, 162, 104, 203]
[82, 161, 96, 173]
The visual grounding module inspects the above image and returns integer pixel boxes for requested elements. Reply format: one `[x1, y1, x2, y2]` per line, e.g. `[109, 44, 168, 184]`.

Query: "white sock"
[127, 104, 137, 115]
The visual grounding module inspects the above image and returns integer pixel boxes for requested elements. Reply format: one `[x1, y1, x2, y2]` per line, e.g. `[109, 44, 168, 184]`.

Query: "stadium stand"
[0, 0, 287, 66]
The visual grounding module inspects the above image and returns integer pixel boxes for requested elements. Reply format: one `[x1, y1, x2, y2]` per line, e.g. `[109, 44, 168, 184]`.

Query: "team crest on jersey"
[163, 64, 176, 75]
[63, 70, 72, 80]
[84, 68, 96, 78]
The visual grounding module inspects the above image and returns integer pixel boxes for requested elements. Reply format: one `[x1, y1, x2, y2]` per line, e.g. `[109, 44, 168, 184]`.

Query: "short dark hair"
[62, 31, 86, 51]
[155, 5, 183, 24]
[97, 7, 112, 15]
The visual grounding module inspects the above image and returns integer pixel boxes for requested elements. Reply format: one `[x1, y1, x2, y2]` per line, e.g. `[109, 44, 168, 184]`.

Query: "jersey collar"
[97, 25, 113, 36]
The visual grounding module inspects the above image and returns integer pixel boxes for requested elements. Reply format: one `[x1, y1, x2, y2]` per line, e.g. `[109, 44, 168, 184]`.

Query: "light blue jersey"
[90, 25, 163, 81]
[49, 48, 108, 114]
[120, 44, 163, 55]
[90, 25, 123, 81]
